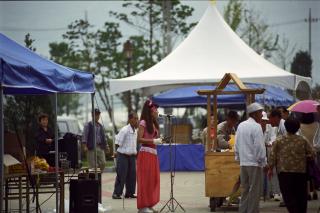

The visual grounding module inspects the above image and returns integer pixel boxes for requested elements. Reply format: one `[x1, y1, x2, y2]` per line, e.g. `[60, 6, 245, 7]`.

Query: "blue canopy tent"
[0, 33, 95, 212]
[152, 83, 294, 108]
[152, 83, 293, 172]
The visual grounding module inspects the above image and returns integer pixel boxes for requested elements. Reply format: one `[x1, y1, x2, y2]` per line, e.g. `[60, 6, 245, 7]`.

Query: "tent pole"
[54, 93, 60, 213]
[0, 85, 4, 212]
[293, 75, 297, 102]
[111, 95, 116, 167]
[91, 93, 97, 179]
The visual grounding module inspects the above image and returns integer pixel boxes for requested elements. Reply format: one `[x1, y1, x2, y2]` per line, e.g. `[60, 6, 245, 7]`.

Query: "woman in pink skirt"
[137, 99, 162, 213]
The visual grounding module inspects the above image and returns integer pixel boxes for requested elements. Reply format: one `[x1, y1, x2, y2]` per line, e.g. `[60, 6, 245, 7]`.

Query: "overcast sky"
[1, 0, 319, 85]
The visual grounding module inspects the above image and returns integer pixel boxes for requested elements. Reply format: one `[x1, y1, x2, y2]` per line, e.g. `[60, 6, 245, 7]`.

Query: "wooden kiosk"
[197, 73, 265, 212]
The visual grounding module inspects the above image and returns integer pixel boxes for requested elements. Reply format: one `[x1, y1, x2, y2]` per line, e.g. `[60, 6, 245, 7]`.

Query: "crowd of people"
[35, 99, 320, 213]
[235, 102, 320, 213]
[199, 101, 320, 213]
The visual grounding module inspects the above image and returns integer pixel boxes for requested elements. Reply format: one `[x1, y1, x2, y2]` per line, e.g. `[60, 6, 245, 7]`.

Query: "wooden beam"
[216, 73, 232, 90]
[206, 95, 211, 152]
[213, 95, 218, 151]
[229, 73, 247, 90]
[197, 89, 265, 95]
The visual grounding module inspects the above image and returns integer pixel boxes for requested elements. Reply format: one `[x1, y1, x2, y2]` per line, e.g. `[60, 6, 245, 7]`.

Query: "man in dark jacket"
[82, 108, 108, 172]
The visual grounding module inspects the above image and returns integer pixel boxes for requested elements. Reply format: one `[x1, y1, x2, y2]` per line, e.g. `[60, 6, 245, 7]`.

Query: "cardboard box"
[4, 154, 25, 174]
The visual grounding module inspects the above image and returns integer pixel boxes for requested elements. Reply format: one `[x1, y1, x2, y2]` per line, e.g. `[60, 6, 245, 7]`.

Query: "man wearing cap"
[235, 102, 266, 213]
[82, 108, 108, 172]
[216, 111, 239, 150]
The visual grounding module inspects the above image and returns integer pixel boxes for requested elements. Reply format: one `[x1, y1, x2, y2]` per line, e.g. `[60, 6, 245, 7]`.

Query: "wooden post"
[207, 95, 211, 152]
[213, 95, 218, 151]
[251, 94, 255, 103]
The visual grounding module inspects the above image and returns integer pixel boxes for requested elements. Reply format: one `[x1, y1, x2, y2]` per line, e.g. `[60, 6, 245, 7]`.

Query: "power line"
[269, 19, 305, 27]
[0, 26, 68, 32]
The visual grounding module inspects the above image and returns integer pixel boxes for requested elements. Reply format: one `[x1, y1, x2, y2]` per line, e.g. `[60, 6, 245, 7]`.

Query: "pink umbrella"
[287, 100, 320, 113]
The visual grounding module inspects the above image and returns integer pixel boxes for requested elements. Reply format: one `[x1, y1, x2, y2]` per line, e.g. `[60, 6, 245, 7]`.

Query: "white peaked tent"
[109, 4, 311, 95]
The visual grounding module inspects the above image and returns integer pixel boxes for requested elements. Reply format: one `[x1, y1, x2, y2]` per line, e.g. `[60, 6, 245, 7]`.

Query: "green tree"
[49, 20, 126, 132]
[124, 35, 162, 111]
[290, 51, 312, 77]
[49, 42, 82, 68]
[94, 22, 125, 132]
[110, 0, 195, 113]
[224, 0, 242, 31]
[24, 33, 36, 52]
[223, 1, 278, 56]
[62, 19, 96, 72]
[110, 0, 195, 59]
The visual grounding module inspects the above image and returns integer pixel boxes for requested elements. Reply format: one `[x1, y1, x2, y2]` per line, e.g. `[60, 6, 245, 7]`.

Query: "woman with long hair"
[137, 99, 162, 213]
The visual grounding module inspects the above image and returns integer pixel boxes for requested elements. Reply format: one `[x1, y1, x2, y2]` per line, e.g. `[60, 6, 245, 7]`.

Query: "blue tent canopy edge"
[152, 83, 294, 107]
[0, 33, 95, 94]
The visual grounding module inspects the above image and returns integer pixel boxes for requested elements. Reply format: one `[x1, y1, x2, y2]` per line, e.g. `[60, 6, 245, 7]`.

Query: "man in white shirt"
[269, 109, 286, 137]
[268, 109, 287, 206]
[261, 111, 281, 200]
[112, 112, 139, 199]
[235, 102, 266, 213]
[277, 106, 289, 130]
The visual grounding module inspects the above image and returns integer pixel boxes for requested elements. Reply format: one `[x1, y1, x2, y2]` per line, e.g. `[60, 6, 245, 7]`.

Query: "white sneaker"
[273, 193, 281, 201]
[138, 208, 153, 213]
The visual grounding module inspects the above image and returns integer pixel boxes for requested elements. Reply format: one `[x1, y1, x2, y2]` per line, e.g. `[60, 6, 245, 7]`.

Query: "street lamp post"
[123, 40, 133, 115]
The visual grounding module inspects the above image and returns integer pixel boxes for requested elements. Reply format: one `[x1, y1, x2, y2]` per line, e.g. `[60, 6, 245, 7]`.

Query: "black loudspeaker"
[59, 133, 81, 168]
[69, 179, 99, 213]
[78, 171, 102, 203]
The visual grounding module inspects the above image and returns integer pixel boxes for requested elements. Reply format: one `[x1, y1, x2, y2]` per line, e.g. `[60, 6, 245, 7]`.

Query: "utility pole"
[304, 8, 319, 56]
[123, 40, 133, 115]
[162, 0, 173, 115]
[84, 10, 89, 122]
[162, 0, 172, 57]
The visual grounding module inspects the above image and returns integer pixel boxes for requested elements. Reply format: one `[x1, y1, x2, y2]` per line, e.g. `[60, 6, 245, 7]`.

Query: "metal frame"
[0, 92, 96, 213]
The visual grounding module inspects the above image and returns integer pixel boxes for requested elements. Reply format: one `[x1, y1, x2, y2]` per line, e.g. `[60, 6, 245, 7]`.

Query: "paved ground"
[6, 171, 320, 212]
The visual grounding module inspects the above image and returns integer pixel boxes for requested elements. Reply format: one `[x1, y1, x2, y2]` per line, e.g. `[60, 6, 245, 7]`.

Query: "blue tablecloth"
[157, 144, 205, 171]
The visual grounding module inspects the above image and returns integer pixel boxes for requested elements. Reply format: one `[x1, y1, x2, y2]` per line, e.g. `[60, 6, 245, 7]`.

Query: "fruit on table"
[28, 156, 49, 171]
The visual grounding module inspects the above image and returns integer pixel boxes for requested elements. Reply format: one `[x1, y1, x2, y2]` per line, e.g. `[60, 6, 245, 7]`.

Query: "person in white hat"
[235, 102, 266, 213]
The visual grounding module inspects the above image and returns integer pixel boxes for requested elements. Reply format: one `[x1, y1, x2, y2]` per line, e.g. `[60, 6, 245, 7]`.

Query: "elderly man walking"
[235, 102, 266, 213]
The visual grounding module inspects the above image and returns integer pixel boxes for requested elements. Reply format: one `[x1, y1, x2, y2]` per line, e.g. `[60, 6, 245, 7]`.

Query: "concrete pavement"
[6, 171, 320, 212]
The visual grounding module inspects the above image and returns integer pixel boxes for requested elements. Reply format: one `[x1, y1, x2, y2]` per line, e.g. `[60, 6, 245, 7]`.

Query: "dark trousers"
[278, 172, 308, 213]
[113, 152, 136, 196]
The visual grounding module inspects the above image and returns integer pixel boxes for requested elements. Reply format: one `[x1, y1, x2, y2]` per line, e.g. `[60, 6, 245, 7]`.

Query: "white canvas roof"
[109, 4, 311, 95]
